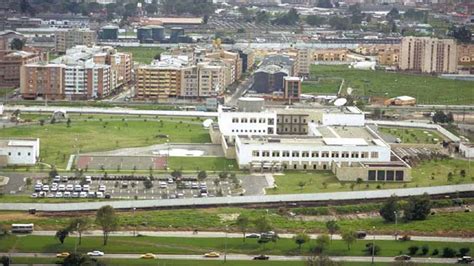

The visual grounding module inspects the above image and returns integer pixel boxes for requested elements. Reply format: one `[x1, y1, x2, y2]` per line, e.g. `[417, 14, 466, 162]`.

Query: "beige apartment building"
[457, 43, 474, 73]
[197, 61, 225, 97]
[0, 50, 41, 87]
[55, 29, 96, 53]
[313, 49, 348, 62]
[399, 37, 457, 73]
[296, 49, 311, 77]
[136, 64, 182, 100]
[21, 63, 65, 100]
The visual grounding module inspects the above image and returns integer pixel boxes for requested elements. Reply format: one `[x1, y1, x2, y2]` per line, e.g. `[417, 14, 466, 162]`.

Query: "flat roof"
[0, 139, 38, 148]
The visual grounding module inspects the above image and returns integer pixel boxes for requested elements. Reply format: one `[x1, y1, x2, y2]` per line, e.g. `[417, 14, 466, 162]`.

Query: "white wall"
[218, 109, 277, 137]
[460, 143, 474, 158]
[235, 136, 391, 168]
[322, 113, 365, 126]
[0, 139, 40, 165]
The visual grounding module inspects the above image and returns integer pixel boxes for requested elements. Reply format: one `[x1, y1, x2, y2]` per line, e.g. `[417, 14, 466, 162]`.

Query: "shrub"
[432, 249, 439, 256]
[408, 246, 419, 256]
[459, 247, 470, 256]
[442, 247, 456, 258]
[421, 245, 429, 256]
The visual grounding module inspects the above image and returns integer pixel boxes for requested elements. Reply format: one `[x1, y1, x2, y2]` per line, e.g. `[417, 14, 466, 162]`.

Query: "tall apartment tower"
[296, 49, 311, 77]
[399, 37, 457, 73]
[55, 29, 97, 53]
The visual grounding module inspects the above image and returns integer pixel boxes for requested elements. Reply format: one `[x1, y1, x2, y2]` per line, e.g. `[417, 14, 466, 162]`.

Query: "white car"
[47, 193, 55, 198]
[72, 192, 79, 198]
[79, 192, 88, 198]
[159, 182, 167, 189]
[87, 251, 104, 257]
[58, 184, 66, 191]
[74, 185, 82, 192]
[50, 186, 58, 192]
[96, 192, 104, 198]
[66, 184, 74, 191]
[85, 176, 92, 183]
[167, 178, 174, 184]
[42, 185, 50, 191]
[63, 191, 71, 198]
[55, 192, 63, 198]
[82, 185, 90, 191]
[98, 185, 106, 192]
[30, 193, 38, 198]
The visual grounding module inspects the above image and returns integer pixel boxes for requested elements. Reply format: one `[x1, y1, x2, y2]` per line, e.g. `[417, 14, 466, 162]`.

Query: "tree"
[197, 170, 207, 180]
[386, 8, 400, 21]
[49, 168, 58, 179]
[63, 253, 102, 266]
[143, 178, 153, 189]
[68, 217, 90, 245]
[450, 26, 472, 43]
[66, 118, 71, 128]
[316, 0, 333, 8]
[329, 16, 351, 30]
[96, 205, 118, 245]
[294, 232, 310, 250]
[20, 0, 33, 15]
[254, 216, 272, 233]
[325, 220, 339, 241]
[298, 181, 306, 191]
[459, 247, 470, 256]
[341, 231, 357, 250]
[0, 224, 8, 235]
[349, 4, 364, 25]
[408, 245, 419, 255]
[0, 256, 10, 266]
[364, 243, 381, 256]
[306, 15, 326, 27]
[403, 193, 431, 221]
[255, 10, 270, 24]
[380, 195, 399, 222]
[442, 247, 456, 258]
[307, 255, 341, 266]
[314, 234, 330, 254]
[421, 245, 429, 256]
[235, 214, 250, 242]
[171, 169, 182, 179]
[10, 38, 25, 51]
[460, 169, 466, 178]
[55, 228, 69, 244]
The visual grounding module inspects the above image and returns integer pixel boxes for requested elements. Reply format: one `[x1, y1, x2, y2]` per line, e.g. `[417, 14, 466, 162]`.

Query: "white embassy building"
[0, 139, 40, 166]
[212, 98, 410, 182]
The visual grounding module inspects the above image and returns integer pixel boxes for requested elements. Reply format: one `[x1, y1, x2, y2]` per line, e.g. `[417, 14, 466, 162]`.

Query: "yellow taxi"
[204, 251, 220, 258]
[140, 253, 157, 259]
[56, 252, 70, 258]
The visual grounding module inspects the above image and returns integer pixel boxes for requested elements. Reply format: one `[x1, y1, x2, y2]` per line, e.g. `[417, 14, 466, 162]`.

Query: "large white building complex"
[0, 139, 40, 166]
[211, 98, 411, 182]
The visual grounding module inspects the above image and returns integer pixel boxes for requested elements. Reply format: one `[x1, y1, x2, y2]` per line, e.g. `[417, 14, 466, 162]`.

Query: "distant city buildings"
[55, 28, 97, 53]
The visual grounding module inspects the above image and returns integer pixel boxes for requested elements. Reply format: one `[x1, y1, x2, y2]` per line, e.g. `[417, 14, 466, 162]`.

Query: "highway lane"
[30, 230, 474, 243]
[0, 252, 459, 264]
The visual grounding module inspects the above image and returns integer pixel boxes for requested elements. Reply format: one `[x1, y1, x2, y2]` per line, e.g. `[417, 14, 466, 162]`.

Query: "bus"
[11, 223, 34, 233]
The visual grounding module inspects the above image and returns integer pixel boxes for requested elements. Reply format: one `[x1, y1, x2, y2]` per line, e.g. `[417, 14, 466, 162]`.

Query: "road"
[30, 230, 474, 243]
[0, 252, 459, 264]
[225, 76, 254, 106]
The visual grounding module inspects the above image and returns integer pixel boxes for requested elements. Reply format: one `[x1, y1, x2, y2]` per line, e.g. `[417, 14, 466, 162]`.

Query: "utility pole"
[371, 226, 376, 265]
[224, 225, 228, 263]
[394, 211, 398, 240]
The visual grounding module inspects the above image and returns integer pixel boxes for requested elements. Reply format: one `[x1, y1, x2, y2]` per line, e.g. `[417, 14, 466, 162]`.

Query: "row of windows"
[368, 170, 404, 181]
[233, 129, 266, 133]
[8, 152, 32, 156]
[232, 118, 275, 124]
[252, 150, 378, 159]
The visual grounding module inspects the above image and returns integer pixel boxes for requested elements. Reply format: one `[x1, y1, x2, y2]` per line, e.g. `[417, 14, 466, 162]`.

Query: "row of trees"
[56, 205, 117, 246]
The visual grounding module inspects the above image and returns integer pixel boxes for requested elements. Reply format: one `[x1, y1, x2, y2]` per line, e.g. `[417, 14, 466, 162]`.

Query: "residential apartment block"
[55, 28, 97, 53]
[457, 43, 474, 74]
[0, 50, 42, 88]
[399, 37, 457, 73]
[21, 46, 131, 100]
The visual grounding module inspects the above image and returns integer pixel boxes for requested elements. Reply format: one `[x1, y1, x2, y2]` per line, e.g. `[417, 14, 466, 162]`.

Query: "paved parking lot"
[6, 173, 269, 200]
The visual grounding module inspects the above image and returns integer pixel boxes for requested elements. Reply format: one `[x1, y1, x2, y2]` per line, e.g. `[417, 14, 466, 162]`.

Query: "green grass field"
[116, 47, 165, 64]
[1, 206, 473, 236]
[309, 65, 474, 105]
[1, 235, 473, 258]
[301, 78, 342, 94]
[0, 116, 210, 169]
[267, 159, 473, 195]
[379, 127, 446, 144]
[168, 157, 238, 171]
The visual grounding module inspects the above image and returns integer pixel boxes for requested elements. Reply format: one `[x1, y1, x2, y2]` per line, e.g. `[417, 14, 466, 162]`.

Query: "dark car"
[355, 231, 367, 239]
[458, 256, 473, 264]
[245, 233, 260, 239]
[394, 255, 411, 261]
[253, 255, 269, 260]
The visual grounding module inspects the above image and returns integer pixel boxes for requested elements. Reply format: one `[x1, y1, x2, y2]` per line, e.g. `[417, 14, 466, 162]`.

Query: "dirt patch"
[0, 212, 44, 222]
[218, 213, 239, 222]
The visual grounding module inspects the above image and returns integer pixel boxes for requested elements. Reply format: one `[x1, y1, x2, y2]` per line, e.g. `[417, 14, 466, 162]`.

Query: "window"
[282, 151, 290, 157]
[259, 118, 266, 123]
[272, 151, 280, 157]
[268, 118, 274, 125]
[371, 152, 379, 158]
[8, 152, 11, 156]
[28, 152, 31, 156]
[377, 170, 385, 181]
[252, 151, 260, 157]
[262, 151, 270, 157]
[250, 118, 257, 123]
[368, 170, 376, 181]
[342, 152, 349, 158]
[361, 152, 368, 158]
[322, 152, 329, 158]
[302, 151, 309, 157]
[232, 118, 239, 123]
[18, 152, 21, 156]
[351, 152, 359, 158]
[241, 118, 248, 123]
[386, 171, 394, 181]
[292, 151, 300, 157]
[311, 152, 319, 158]
[331, 152, 339, 158]
[396, 171, 404, 181]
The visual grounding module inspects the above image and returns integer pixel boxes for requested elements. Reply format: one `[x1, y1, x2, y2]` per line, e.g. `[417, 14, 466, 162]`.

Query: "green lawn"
[309, 65, 474, 105]
[379, 127, 446, 144]
[116, 47, 165, 64]
[1, 235, 472, 258]
[8, 257, 432, 266]
[1, 206, 473, 236]
[267, 159, 473, 195]
[0, 87, 15, 97]
[301, 78, 342, 94]
[0, 117, 210, 169]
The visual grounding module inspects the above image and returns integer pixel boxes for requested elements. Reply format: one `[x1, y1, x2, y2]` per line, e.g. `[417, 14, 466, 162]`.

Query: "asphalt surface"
[29, 230, 474, 243]
[0, 252, 460, 264]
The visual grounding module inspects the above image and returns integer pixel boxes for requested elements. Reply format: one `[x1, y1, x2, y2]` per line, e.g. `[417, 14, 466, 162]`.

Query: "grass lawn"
[116, 47, 165, 64]
[8, 257, 429, 266]
[301, 78, 342, 94]
[1, 235, 473, 258]
[309, 65, 474, 105]
[0, 116, 210, 169]
[168, 157, 238, 172]
[1, 206, 473, 236]
[379, 127, 446, 144]
[0, 87, 15, 97]
[267, 159, 473, 195]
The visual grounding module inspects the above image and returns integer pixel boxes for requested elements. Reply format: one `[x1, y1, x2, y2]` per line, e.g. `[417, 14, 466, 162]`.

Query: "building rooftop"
[0, 139, 38, 148]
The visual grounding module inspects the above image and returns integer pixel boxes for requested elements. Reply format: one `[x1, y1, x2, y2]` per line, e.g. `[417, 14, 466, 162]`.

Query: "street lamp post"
[224, 225, 228, 263]
[371, 226, 376, 265]
[133, 207, 136, 237]
[394, 211, 398, 240]
[74, 223, 80, 254]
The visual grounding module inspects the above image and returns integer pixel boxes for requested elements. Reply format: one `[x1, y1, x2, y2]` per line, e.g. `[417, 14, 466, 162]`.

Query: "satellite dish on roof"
[334, 98, 348, 107]
[347, 87, 353, 95]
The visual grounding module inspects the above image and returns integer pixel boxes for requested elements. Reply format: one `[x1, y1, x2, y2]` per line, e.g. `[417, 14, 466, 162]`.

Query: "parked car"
[253, 255, 270, 260]
[63, 192, 71, 198]
[204, 252, 220, 258]
[394, 255, 411, 261]
[58, 184, 66, 191]
[87, 251, 104, 257]
[42, 185, 49, 192]
[246, 233, 260, 239]
[74, 185, 82, 192]
[85, 176, 92, 183]
[66, 184, 74, 191]
[79, 192, 88, 198]
[356, 231, 367, 239]
[399, 235, 411, 241]
[98, 185, 106, 192]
